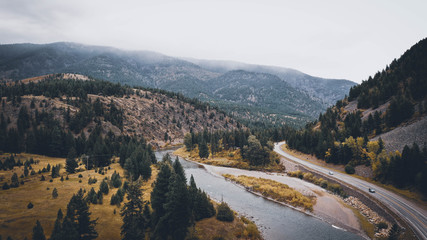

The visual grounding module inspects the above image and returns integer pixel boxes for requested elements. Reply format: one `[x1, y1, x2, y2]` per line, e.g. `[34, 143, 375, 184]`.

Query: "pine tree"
[151, 163, 172, 226]
[52, 188, 58, 199]
[173, 157, 186, 182]
[121, 181, 145, 240]
[57, 209, 63, 220]
[124, 146, 152, 181]
[188, 175, 198, 210]
[32, 220, 46, 240]
[61, 217, 79, 240]
[198, 140, 209, 159]
[50, 210, 63, 240]
[154, 174, 190, 240]
[99, 180, 109, 195]
[162, 153, 172, 164]
[142, 204, 152, 233]
[184, 133, 193, 151]
[216, 202, 234, 222]
[66, 148, 78, 174]
[193, 190, 215, 221]
[10, 173, 19, 188]
[24, 166, 29, 177]
[66, 189, 98, 240]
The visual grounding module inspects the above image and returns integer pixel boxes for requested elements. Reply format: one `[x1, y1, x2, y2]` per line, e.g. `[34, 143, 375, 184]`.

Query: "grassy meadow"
[223, 174, 315, 211]
[0, 153, 261, 240]
[0, 153, 156, 240]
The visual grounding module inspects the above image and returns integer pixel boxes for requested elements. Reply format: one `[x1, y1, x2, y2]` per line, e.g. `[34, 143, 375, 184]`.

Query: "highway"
[274, 142, 427, 240]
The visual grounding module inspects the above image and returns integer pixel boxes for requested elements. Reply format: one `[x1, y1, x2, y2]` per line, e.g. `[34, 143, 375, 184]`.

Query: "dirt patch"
[354, 165, 373, 179]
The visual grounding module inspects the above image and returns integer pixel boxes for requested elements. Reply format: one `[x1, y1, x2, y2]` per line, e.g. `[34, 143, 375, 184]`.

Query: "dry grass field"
[0, 153, 259, 240]
[191, 215, 261, 240]
[0, 153, 157, 240]
[223, 174, 315, 211]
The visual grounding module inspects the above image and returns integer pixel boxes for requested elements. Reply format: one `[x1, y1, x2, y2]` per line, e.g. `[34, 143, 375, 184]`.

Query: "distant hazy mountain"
[186, 58, 356, 108]
[0, 42, 356, 126]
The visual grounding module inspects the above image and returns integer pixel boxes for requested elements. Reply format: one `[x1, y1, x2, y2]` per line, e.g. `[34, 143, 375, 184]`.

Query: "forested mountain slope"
[0, 42, 356, 126]
[0, 73, 238, 157]
[285, 38, 427, 195]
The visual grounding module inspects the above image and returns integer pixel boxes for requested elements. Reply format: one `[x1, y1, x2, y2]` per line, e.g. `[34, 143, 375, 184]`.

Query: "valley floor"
[174, 149, 368, 239]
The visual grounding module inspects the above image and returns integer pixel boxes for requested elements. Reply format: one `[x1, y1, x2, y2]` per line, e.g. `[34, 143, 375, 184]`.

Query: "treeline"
[288, 97, 426, 163]
[0, 74, 130, 100]
[149, 155, 216, 239]
[372, 143, 427, 194]
[118, 139, 156, 181]
[349, 37, 427, 109]
[0, 73, 226, 115]
[0, 88, 153, 170]
[0, 103, 150, 170]
[285, 38, 427, 195]
[286, 115, 427, 195]
[184, 127, 288, 166]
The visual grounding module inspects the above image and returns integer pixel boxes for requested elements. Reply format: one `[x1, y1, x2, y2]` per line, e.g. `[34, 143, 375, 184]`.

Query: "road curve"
[274, 142, 427, 240]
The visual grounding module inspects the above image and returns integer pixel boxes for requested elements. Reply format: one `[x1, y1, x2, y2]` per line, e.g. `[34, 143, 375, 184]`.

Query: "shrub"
[303, 172, 314, 182]
[320, 180, 328, 188]
[327, 183, 343, 195]
[345, 165, 355, 174]
[216, 202, 234, 222]
[10, 173, 19, 188]
[2, 182, 10, 190]
[87, 188, 98, 204]
[52, 188, 58, 199]
[110, 193, 120, 205]
[27, 202, 34, 209]
[78, 174, 83, 178]
[110, 171, 122, 188]
[246, 223, 260, 238]
[40, 175, 45, 181]
[377, 222, 388, 230]
[88, 177, 97, 185]
[100, 180, 109, 194]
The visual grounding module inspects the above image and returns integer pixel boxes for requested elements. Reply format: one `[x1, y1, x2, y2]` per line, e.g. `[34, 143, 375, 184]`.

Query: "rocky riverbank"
[345, 196, 391, 238]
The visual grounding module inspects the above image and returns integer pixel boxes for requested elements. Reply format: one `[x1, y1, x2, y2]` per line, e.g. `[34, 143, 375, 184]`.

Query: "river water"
[155, 150, 364, 240]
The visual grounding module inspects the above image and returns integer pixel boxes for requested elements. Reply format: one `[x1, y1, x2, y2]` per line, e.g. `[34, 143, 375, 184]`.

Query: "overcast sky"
[1, 0, 426, 83]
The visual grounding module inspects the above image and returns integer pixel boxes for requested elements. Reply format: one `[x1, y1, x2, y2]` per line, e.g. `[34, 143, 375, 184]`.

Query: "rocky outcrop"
[344, 196, 391, 238]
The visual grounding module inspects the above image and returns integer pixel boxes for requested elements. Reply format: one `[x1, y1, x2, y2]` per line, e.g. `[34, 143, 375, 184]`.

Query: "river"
[155, 149, 364, 240]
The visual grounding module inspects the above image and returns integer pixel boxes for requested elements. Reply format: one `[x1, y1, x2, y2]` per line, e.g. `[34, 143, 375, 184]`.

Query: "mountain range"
[0, 42, 356, 126]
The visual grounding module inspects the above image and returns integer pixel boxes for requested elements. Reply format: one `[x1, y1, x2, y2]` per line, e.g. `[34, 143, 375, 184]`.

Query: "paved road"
[274, 142, 427, 240]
